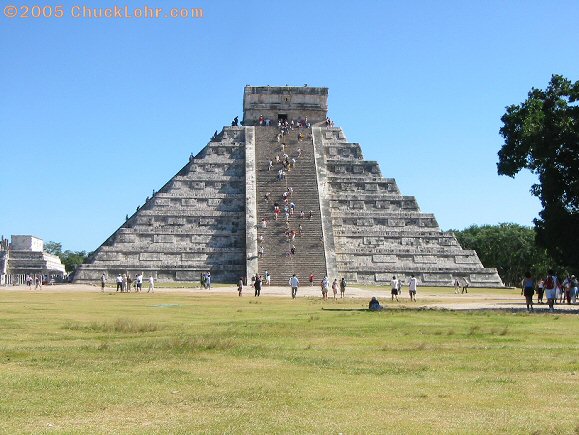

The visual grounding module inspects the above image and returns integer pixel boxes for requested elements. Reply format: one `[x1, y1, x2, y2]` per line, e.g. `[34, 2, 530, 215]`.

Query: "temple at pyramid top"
[243, 86, 328, 125]
[74, 85, 503, 288]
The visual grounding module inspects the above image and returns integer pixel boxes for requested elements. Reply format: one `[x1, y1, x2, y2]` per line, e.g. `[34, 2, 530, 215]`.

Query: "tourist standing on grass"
[309, 273, 314, 286]
[332, 279, 339, 299]
[237, 277, 243, 297]
[454, 278, 460, 294]
[408, 275, 418, 302]
[556, 279, 564, 304]
[101, 273, 106, 292]
[570, 275, 578, 304]
[123, 273, 129, 292]
[35, 275, 41, 290]
[289, 274, 299, 299]
[537, 279, 544, 304]
[391, 276, 399, 301]
[148, 276, 155, 293]
[136, 273, 143, 292]
[26, 274, 32, 289]
[254, 274, 262, 297]
[116, 274, 123, 292]
[206, 272, 211, 289]
[320, 276, 329, 300]
[265, 270, 271, 286]
[340, 277, 346, 298]
[521, 271, 535, 312]
[563, 276, 574, 304]
[321, 279, 328, 300]
[544, 270, 558, 312]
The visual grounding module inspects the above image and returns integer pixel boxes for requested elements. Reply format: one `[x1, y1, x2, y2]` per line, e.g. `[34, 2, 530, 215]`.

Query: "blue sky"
[1, 0, 578, 252]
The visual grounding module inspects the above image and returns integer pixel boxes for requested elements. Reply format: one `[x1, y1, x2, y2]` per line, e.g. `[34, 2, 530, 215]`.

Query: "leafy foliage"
[46, 241, 89, 273]
[452, 223, 554, 286]
[497, 74, 579, 269]
[44, 241, 62, 256]
[60, 250, 89, 274]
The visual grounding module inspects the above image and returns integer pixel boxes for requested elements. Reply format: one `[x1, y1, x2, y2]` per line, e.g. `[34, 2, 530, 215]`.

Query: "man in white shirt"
[289, 274, 299, 299]
[116, 274, 123, 292]
[408, 275, 418, 302]
[148, 276, 155, 293]
[391, 276, 399, 301]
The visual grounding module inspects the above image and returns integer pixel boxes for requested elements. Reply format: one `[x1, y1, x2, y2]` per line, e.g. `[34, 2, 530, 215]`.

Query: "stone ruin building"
[0, 235, 66, 285]
[74, 86, 503, 287]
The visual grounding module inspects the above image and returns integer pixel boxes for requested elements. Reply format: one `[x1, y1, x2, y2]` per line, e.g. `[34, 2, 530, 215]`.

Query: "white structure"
[0, 235, 66, 285]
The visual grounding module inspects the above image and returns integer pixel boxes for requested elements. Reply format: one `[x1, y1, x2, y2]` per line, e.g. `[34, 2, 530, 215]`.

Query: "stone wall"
[74, 127, 247, 284]
[243, 86, 328, 125]
[11, 235, 44, 252]
[316, 126, 503, 287]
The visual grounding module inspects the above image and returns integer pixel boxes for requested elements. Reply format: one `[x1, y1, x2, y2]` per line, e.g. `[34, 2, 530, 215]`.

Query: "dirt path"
[2, 283, 578, 313]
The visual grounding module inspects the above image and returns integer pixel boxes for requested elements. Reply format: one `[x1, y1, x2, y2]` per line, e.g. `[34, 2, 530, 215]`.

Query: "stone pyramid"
[75, 86, 503, 287]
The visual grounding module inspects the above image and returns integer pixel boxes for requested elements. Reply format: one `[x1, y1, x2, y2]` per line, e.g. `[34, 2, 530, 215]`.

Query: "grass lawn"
[0, 290, 577, 434]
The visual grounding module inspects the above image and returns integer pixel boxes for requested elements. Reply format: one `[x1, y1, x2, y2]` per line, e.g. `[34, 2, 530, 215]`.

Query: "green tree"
[497, 74, 579, 270]
[60, 250, 89, 274]
[45, 241, 88, 274]
[452, 223, 553, 286]
[44, 241, 62, 256]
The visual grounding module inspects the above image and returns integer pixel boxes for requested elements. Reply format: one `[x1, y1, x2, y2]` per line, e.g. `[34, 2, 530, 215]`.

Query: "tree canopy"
[497, 74, 579, 270]
[452, 223, 553, 286]
[45, 241, 89, 274]
[44, 241, 62, 256]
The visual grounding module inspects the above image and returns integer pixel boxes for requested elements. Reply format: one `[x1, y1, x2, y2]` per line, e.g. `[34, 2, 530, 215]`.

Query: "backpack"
[544, 275, 555, 290]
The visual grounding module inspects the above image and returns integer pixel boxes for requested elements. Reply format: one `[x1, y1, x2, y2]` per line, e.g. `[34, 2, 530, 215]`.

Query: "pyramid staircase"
[253, 126, 327, 286]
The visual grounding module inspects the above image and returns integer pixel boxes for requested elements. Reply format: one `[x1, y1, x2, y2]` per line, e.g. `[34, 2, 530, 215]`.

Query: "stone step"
[253, 126, 327, 284]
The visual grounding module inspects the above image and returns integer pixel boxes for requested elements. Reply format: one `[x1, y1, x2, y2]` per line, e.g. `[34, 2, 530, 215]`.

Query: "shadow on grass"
[321, 308, 370, 312]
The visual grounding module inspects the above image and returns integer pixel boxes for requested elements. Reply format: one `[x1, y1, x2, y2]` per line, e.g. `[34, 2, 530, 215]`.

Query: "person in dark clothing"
[369, 297, 383, 311]
[521, 271, 535, 312]
[254, 274, 262, 297]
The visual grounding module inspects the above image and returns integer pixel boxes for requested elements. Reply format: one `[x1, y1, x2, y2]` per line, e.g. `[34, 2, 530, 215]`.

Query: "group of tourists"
[453, 278, 470, 294]
[319, 276, 347, 300]
[289, 274, 347, 299]
[200, 272, 211, 289]
[389, 275, 418, 302]
[259, 126, 316, 260]
[239, 271, 272, 297]
[25, 274, 44, 290]
[107, 272, 154, 293]
[521, 269, 578, 312]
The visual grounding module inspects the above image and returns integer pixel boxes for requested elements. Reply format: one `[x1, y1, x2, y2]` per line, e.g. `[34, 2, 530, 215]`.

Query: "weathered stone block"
[153, 235, 175, 243]
[375, 273, 395, 281]
[387, 218, 406, 227]
[356, 218, 373, 226]
[175, 271, 199, 281]
[372, 255, 397, 263]
[182, 253, 208, 261]
[140, 253, 162, 261]
[455, 256, 479, 264]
